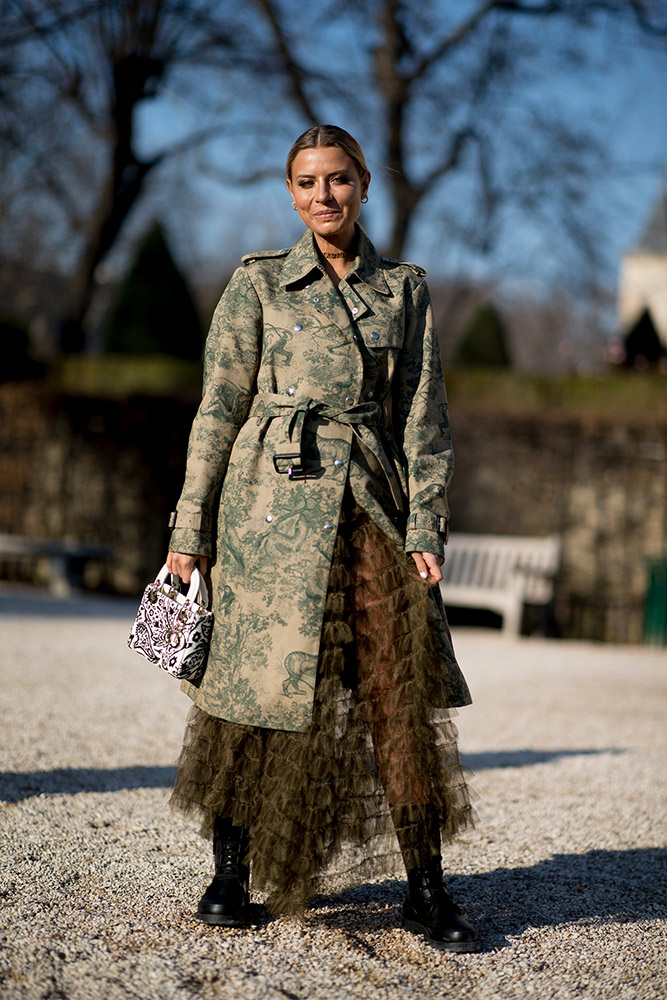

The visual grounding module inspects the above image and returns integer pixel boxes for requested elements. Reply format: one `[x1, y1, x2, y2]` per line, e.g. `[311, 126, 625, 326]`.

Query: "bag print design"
[128, 565, 213, 683]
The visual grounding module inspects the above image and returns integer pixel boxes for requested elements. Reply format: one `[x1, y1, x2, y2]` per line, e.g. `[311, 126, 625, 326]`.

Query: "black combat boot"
[196, 817, 250, 926]
[403, 855, 481, 952]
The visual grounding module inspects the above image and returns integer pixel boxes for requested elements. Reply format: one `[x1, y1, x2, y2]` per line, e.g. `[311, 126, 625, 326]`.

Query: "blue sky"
[133, 7, 667, 309]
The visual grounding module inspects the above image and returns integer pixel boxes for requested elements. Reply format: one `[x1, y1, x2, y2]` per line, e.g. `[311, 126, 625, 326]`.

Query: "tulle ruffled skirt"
[170, 499, 475, 913]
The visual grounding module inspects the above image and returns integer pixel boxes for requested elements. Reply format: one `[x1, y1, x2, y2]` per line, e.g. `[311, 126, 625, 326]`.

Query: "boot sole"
[195, 911, 248, 927]
[403, 917, 482, 953]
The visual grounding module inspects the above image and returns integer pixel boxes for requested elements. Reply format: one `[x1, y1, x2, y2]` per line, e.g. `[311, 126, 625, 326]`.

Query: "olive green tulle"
[170, 504, 475, 914]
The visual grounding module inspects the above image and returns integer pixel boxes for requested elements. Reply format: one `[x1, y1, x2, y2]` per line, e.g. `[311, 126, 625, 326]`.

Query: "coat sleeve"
[168, 266, 262, 557]
[392, 276, 453, 558]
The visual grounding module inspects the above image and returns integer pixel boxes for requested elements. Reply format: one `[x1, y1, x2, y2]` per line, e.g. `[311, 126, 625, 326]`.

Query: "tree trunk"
[386, 175, 424, 259]
[59, 52, 163, 353]
[60, 160, 156, 353]
[374, 0, 424, 259]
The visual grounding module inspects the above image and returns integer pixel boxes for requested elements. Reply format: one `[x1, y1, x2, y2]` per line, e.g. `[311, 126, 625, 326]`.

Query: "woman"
[166, 125, 480, 952]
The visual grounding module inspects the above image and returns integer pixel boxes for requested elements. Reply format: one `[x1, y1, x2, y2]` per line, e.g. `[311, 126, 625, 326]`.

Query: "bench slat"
[441, 532, 561, 636]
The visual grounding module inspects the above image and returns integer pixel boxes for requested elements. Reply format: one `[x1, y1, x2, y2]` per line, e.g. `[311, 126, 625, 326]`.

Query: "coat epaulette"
[380, 256, 428, 277]
[242, 247, 292, 266]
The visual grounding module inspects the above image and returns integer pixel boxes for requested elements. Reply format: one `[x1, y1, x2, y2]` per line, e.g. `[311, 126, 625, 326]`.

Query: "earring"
[292, 203, 297, 211]
[361, 195, 368, 204]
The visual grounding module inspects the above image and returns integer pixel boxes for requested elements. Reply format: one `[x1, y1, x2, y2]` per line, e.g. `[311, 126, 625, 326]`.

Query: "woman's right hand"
[166, 551, 208, 584]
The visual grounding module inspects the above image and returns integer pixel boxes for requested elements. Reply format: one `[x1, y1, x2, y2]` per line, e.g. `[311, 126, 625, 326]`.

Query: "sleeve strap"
[168, 510, 212, 532]
[408, 512, 449, 542]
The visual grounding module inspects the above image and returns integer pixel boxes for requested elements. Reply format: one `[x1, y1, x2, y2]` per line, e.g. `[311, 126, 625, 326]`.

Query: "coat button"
[334, 459, 344, 467]
[371, 331, 380, 340]
[265, 514, 274, 523]
[287, 386, 296, 395]
[312, 296, 320, 303]
[353, 334, 358, 342]
[351, 307, 359, 316]
[323, 523, 334, 532]
[294, 324, 302, 332]
[345, 396, 354, 403]
[368, 391, 375, 398]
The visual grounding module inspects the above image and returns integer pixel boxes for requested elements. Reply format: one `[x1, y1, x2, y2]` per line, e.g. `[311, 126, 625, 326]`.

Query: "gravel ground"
[0, 585, 665, 1000]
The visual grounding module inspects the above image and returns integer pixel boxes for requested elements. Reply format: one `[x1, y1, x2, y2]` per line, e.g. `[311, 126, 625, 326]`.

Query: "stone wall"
[448, 409, 667, 643]
[1, 383, 665, 642]
[0, 384, 196, 595]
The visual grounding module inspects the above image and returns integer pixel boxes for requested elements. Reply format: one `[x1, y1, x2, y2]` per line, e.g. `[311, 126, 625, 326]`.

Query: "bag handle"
[155, 564, 209, 607]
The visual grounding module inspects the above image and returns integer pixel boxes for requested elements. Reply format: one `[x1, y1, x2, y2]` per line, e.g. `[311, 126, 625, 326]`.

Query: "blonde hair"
[286, 125, 368, 181]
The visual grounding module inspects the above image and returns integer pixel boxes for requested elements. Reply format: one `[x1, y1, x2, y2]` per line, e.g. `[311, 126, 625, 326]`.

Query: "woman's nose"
[315, 181, 331, 202]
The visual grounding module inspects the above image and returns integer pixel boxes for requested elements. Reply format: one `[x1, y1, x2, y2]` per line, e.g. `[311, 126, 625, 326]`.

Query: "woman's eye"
[332, 175, 350, 184]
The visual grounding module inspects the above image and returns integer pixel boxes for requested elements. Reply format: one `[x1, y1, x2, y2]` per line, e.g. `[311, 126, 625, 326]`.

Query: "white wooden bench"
[439, 533, 562, 637]
[0, 534, 113, 597]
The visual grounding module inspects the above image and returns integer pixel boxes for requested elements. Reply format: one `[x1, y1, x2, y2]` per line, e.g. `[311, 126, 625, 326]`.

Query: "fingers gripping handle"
[156, 564, 209, 607]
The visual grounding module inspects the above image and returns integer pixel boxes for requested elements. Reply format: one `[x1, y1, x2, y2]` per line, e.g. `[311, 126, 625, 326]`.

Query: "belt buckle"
[273, 452, 305, 479]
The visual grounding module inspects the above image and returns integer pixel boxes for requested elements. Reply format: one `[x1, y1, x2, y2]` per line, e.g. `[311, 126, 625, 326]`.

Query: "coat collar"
[347, 226, 392, 295]
[279, 225, 391, 296]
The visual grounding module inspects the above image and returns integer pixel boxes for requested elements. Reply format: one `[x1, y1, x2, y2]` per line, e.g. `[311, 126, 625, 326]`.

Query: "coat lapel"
[343, 227, 393, 321]
[279, 231, 349, 335]
[279, 227, 392, 335]
[349, 227, 392, 297]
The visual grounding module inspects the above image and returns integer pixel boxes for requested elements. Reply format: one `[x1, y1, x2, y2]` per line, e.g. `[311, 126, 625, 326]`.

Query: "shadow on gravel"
[0, 750, 625, 804]
[463, 748, 626, 770]
[1, 750, 623, 805]
[308, 846, 667, 952]
[0, 765, 176, 803]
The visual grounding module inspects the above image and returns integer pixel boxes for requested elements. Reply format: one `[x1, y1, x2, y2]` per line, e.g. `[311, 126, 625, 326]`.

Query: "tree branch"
[198, 161, 285, 185]
[412, 0, 572, 82]
[252, 0, 321, 124]
[627, 0, 667, 35]
[0, 0, 101, 49]
[0, 121, 82, 226]
[419, 127, 477, 193]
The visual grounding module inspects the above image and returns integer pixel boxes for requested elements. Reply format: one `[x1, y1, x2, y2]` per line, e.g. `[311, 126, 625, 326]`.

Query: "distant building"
[617, 185, 667, 366]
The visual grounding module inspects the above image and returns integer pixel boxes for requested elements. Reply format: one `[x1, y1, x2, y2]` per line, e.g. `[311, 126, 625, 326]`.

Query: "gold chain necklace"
[322, 250, 348, 259]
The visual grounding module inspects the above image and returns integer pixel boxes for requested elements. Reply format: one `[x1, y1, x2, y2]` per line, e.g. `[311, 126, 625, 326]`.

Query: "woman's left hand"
[410, 550, 444, 584]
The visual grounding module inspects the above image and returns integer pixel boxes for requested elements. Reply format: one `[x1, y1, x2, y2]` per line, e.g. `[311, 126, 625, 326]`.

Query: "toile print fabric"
[168, 224, 470, 732]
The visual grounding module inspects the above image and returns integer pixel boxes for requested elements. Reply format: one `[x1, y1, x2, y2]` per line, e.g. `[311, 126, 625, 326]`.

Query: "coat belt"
[250, 392, 405, 512]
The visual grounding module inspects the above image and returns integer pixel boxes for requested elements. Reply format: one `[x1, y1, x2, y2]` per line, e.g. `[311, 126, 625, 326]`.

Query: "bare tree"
[0, 0, 272, 351]
[1, 0, 665, 353]
[253, 0, 667, 262]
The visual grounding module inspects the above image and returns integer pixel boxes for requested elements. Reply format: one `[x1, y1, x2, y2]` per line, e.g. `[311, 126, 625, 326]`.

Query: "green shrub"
[451, 303, 511, 368]
[106, 223, 204, 360]
[50, 355, 202, 398]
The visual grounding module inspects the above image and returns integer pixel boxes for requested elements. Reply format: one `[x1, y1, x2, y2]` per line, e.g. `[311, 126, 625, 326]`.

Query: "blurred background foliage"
[450, 303, 512, 368]
[105, 224, 203, 358]
[1, 0, 666, 368]
[43, 356, 667, 427]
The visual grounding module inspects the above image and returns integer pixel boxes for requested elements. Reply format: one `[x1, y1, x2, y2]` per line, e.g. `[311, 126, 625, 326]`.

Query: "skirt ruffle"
[170, 501, 475, 914]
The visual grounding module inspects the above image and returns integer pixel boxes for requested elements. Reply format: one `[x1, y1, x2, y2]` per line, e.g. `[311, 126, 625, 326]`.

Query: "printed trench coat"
[168, 225, 471, 732]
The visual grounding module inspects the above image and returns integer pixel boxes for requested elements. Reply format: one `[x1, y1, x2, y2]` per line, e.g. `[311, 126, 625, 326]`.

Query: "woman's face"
[287, 146, 370, 245]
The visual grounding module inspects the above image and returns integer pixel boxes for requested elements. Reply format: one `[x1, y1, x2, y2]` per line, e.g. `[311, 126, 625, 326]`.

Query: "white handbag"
[128, 564, 213, 683]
